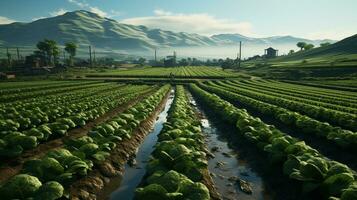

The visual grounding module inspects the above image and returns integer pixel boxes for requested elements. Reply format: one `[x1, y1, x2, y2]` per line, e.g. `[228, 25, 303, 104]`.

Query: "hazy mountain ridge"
[0, 10, 336, 53]
[0, 10, 221, 50]
[211, 34, 335, 46]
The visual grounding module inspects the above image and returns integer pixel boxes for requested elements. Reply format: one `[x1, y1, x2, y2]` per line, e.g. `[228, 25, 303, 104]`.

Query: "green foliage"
[0, 174, 42, 199]
[36, 39, 60, 66]
[297, 42, 307, 50]
[35, 181, 64, 200]
[304, 44, 315, 50]
[136, 170, 209, 200]
[320, 42, 331, 47]
[189, 83, 357, 199]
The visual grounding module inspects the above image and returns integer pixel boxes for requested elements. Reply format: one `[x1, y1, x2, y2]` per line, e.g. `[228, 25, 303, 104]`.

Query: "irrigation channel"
[188, 93, 271, 200]
[101, 88, 272, 200]
[109, 89, 175, 200]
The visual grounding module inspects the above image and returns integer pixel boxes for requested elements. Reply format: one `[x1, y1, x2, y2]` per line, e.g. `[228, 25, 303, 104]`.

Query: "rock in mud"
[128, 154, 137, 167]
[222, 152, 232, 158]
[218, 174, 225, 179]
[210, 172, 216, 177]
[237, 178, 253, 194]
[228, 176, 239, 182]
[206, 151, 215, 159]
[102, 176, 111, 184]
[211, 146, 220, 152]
[215, 161, 225, 168]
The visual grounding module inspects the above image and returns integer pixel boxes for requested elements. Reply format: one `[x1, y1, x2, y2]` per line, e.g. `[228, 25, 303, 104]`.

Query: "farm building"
[264, 47, 278, 58]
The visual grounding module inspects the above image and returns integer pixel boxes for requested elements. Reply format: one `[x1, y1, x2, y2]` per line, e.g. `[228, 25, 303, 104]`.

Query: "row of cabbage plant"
[207, 81, 357, 131]
[0, 81, 106, 103]
[0, 83, 124, 130]
[223, 80, 357, 114]
[135, 85, 211, 200]
[270, 80, 357, 100]
[199, 82, 357, 149]
[0, 85, 170, 200]
[0, 85, 153, 158]
[189, 83, 357, 200]
[0, 81, 101, 96]
[231, 80, 357, 108]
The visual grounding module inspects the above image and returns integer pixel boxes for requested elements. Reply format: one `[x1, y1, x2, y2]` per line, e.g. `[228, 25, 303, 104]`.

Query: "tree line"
[296, 41, 331, 51]
[27, 39, 77, 67]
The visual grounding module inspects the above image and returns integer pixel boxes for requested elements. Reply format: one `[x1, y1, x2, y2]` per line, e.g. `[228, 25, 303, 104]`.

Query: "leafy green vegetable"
[35, 181, 64, 200]
[135, 184, 169, 200]
[322, 173, 355, 197]
[0, 174, 42, 199]
[79, 143, 99, 157]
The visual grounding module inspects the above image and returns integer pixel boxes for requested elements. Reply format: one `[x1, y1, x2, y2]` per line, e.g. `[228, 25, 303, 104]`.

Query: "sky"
[0, 0, 356, 40]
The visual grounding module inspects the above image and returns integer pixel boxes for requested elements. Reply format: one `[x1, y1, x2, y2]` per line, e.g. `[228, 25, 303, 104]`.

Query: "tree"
[36, 39, 59, 66]
[36, 41, 49, 65]
[288, 50, 295, 55]
[65, 42, 77, 66]
[304, 44, 314, 50]
[137, 57, 146, 66]
[297, 42, 307, 51]
[191, 58, 197, 65]
[221, 58, 234, 70]
[320, 42, 331, 47]
[178, 58, 189, 66]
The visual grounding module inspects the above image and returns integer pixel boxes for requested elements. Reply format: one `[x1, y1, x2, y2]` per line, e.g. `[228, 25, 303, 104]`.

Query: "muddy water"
[189, 96, 271, 200]
[109, 90, 175, 200]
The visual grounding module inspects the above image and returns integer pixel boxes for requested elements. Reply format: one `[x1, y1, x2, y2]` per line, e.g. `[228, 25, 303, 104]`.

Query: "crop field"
[85, 66, 239, 79]
[0, 78, 356, 200]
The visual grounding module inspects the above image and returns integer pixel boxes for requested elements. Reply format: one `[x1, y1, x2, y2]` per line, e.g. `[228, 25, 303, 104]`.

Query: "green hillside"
[273, 34, 357, 63]
[242, 34, 357, 79]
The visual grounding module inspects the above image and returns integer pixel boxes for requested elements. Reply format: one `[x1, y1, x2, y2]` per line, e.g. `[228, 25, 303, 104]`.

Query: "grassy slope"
[270, 34, 357, 67]
[241, 34, 357, 79]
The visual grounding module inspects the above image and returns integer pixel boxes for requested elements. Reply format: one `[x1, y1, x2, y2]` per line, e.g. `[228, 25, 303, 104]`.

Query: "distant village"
[0, 38, 319, 79]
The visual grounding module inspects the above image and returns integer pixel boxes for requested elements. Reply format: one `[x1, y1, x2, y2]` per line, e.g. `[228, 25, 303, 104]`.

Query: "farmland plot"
[0, 79, 357, 200]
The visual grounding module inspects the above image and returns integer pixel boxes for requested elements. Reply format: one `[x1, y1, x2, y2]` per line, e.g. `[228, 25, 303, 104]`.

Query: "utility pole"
[6, 47, 11, 66]
[16, 47, 20, 61]
[89, 45, 92, 67]
[173, 51, 177, 67]
[154, 48, 157, 63]
[238, 41, 242, 68]
[93, 49, 96, 65]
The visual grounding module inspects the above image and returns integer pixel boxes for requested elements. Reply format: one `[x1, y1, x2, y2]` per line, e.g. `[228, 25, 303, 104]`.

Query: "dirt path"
[0, 88, 156, 184]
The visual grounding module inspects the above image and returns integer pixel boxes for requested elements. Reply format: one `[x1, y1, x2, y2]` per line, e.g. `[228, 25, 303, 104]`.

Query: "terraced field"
[0, 79, 356, 200]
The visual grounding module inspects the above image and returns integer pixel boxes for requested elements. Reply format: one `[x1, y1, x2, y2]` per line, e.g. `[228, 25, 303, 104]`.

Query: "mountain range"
[0, 10, 335, 53]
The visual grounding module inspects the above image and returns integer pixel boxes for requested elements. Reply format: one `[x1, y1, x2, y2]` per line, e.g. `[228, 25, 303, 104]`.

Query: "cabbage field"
[0, 79, 356, 200]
